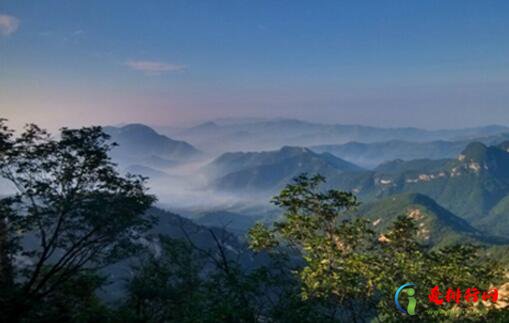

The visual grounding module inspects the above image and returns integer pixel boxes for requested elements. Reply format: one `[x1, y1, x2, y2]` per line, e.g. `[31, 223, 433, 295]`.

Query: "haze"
[1, 1, 509, 131]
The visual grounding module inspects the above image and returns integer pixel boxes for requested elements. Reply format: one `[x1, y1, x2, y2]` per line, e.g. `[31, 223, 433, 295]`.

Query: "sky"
[1, 0, 509, 130]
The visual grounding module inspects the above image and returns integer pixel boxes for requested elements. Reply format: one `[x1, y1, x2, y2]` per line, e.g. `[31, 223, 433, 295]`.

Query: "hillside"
[477, 194, 509, 236]
[325, 141, 509, 236]
[353, 193, 508, 248]
[104, 124, 201, 166]
[201, 141, 509, 237]
[207, 146, 362, 192]
[194, 210, 260, 236]
[103, 207, 256, 300]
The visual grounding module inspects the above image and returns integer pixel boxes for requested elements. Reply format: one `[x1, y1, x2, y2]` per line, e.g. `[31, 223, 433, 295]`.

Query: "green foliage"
[118, 237, 207, 322]
[0, 120, 155, 321]
[350, 193, 509, 249]
[248, 174, 507, 322]
[248, 222, 278, 252]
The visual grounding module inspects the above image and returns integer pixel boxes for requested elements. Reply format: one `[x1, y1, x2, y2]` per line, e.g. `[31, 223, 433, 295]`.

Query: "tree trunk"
[0, 216, 12, 289]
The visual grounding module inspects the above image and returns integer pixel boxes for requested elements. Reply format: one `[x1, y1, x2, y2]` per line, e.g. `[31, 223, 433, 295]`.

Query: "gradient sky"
[1, 0, 509, 130]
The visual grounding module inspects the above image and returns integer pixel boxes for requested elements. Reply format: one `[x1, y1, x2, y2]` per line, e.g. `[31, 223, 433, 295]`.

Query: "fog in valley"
[96, 118, 509, 235]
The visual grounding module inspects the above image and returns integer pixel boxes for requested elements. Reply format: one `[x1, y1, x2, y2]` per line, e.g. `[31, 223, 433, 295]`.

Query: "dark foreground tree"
[0, 120, 155, 321]
[118, 234, 330, 323]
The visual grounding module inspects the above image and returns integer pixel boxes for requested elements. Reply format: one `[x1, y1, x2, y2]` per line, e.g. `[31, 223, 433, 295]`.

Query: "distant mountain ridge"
[100, 121, 509, 239]
[165, 118, 509, 153]
[310, 133, 509, 168]
[104, 123, 201, 167]
[207, 146, 362, 192]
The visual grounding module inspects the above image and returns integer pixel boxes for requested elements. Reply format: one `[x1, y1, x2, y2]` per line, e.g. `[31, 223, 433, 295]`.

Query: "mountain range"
[208, 140, 509, 237]
[206, 146, 362, 192]
[328, 142, 509, 236]
[310, 132, 509, 168]
[104, 124, 201, 167]
[158, 118, 509, 153]
[97, 121, 509, 244]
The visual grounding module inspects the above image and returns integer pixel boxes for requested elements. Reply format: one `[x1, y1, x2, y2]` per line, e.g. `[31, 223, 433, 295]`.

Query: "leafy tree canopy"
[0, 120, 156, 320]
[248, 174, 507, 322]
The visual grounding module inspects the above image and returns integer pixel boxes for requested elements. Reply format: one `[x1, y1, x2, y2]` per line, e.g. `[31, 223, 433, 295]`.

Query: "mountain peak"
[207, 145, 362, 192]
[459, 142, 509, 165]
[118, 123, 159, 135]
[104, 123, 201, 161]
[459, 142, 489, 162]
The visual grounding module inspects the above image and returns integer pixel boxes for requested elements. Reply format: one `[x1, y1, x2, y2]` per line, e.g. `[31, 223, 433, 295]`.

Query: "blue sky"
[1, 0, 509, 130]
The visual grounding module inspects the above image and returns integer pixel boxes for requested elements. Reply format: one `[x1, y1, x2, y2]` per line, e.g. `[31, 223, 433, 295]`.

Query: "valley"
[103, 120, 509, 245]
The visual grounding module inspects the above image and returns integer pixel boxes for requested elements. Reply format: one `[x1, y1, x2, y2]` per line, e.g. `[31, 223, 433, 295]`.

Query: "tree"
[121, 233, 331, 323]
[0, 120, 156, 320]
[120, 236, 205, 322]
[119, 234, 260, 322]
[248, 174, 506, 322]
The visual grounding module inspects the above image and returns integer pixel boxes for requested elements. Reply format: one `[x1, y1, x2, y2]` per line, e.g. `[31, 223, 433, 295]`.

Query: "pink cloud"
[0, 14, 20, 36]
